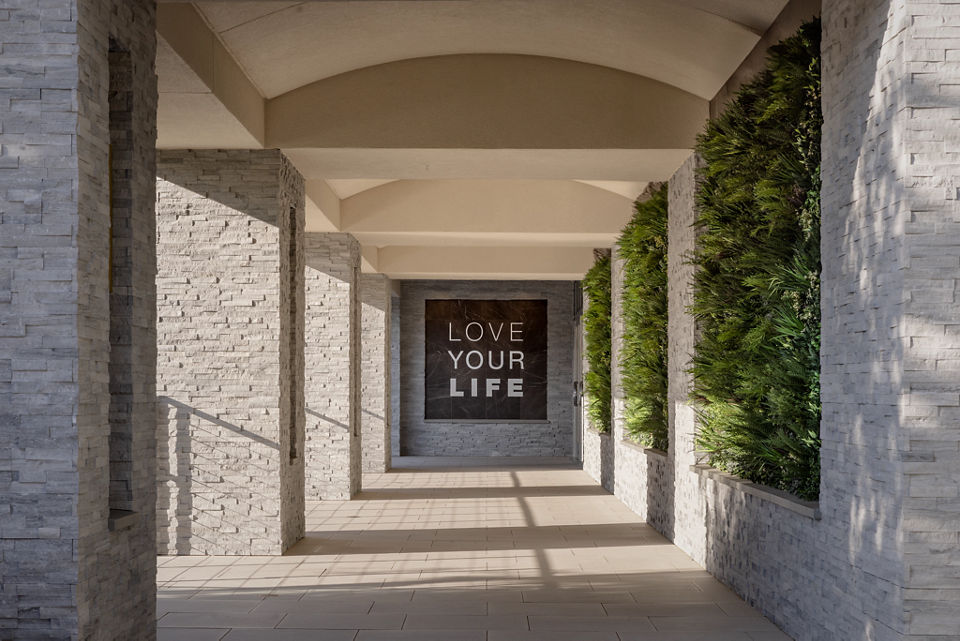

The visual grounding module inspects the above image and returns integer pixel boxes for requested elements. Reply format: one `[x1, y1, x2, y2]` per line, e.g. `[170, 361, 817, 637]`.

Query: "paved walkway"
[158, 458, 791, 641]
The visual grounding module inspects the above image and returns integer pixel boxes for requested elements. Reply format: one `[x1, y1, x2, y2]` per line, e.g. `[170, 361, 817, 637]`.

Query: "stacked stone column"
[665, 155, 706, 557]
[155, 149, 306, 556]
[304, 233, 361, 499]
[821, 1, 960, 635]
[1, 0, 159, 638]
[360, 274, 393, 476]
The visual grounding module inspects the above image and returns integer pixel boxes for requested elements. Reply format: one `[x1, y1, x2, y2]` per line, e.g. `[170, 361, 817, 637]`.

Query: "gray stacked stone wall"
[156, 149, 305, 556]
[390, 293, 401, 459]
[304, 233, 361, 499]
[360, 274, 392, 476]
[1, 0, 159, 638]
[400, 280, 575, 457]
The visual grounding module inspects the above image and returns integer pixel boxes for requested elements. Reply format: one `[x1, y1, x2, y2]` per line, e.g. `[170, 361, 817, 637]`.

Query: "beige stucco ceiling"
[154, 0, 789, 279]
[191, 0, 784, 101]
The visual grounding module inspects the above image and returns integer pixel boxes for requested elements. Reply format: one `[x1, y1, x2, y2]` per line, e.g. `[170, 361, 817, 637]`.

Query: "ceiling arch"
[192, 0, 786, 100]
[156, 0, 794, 279]
[267, 54, 707, 150]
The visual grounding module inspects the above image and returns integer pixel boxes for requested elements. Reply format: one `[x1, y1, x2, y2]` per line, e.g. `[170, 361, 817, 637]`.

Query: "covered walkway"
[157, 459, 788, 641]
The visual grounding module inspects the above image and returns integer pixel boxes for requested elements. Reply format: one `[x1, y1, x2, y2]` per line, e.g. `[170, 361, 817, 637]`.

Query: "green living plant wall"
[618, 185, 669, 450]
[691, 18, 822, 500]
[582, 254, 612, 433]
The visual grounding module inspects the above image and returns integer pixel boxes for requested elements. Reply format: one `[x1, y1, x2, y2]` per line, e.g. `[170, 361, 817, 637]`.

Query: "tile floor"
[157, 457, 791, 641]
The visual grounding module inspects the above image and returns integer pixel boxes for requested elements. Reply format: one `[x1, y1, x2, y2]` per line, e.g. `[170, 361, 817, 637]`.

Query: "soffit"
[192, 0, 787, 100]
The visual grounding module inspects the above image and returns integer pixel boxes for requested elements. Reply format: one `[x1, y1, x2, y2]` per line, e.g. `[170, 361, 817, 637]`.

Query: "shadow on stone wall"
[157, 396, 281, 555]
[646, 449, 674, 541]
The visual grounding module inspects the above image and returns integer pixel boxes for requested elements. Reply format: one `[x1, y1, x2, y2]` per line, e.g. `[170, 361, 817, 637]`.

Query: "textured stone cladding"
[156, 149, 306, 556]
[304, 233, 361, 500]
[390, 293, 401, 459]
[665, 155, 706, 562]
[822, 0, 960, 636]
[360, 274, 392, 476]
[1, 0, 159, 639]
[400, 280, 575, 457]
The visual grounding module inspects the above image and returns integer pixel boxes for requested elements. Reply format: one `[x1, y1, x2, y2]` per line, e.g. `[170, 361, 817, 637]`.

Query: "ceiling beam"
[375, 246, 596, 280]
[340, 179, 635, 247]
[156, 3, 265, 148]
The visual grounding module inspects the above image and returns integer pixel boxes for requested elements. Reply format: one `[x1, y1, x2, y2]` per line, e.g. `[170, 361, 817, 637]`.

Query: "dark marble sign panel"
[425, 299, 548, 421]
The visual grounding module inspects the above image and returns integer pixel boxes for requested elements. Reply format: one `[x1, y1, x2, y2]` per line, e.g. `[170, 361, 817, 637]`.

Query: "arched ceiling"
[192, 0, 785, 100]
[155, 0, 791, 279]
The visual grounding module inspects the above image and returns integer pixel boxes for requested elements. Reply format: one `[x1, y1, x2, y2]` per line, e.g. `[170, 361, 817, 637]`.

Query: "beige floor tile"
[158, 598, 258, 616]
[489, 632, 619, 641]
[370, 599, 486, 615]
[402, 614, 528, 630]
[528, 614, 655, 632]
[158, 629, 227, 641]
[489, 601, 606, 616]
[618, 633, 753, 641]
[222, 630, 357, 641]
[603, 602, 728, 618]
[278, 613, 404, 630]
[158, 612, 284, 629]
[158, 458, 791, 641]
[521, 589, 634, 603]
[256, 595, 375, 613]
[650, 615, 783, 633]
[356, 631, 485, 641]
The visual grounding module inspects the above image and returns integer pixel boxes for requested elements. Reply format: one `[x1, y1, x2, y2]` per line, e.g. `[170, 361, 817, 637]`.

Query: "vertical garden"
[582, 254, 612, 433]
[582, 18, 821, 500]
[692, 19, 822, 500]
[619, 185, 669, 450]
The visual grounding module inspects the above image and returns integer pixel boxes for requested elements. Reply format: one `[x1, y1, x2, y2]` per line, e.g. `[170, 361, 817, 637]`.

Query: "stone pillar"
[666, 154, 707, 560]
[0, 1, 158, 638]
[390, 291, 402, 458]
[304, 233, 361, 500]
[156, 149, 305, 556]
[609, 252, 627, 494]
[360, 274, 392, 476]
[822, 1, 960, 636]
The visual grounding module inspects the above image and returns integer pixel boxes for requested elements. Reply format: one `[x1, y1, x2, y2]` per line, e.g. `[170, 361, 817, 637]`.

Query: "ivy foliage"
[618, 185, 669, 450]
[691, 19, 822, 500]
[582, 254, 612, 433]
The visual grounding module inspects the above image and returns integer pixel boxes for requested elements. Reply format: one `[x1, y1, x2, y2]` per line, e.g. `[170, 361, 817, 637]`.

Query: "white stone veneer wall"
[156, 149, 306, 556]
[304, 233, 361, 499]
[360, 273, 392, 476]
[822, 0, 960, 636]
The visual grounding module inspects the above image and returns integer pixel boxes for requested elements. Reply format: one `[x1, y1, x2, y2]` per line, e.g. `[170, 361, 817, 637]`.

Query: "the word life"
[446, 321, 525, 398]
